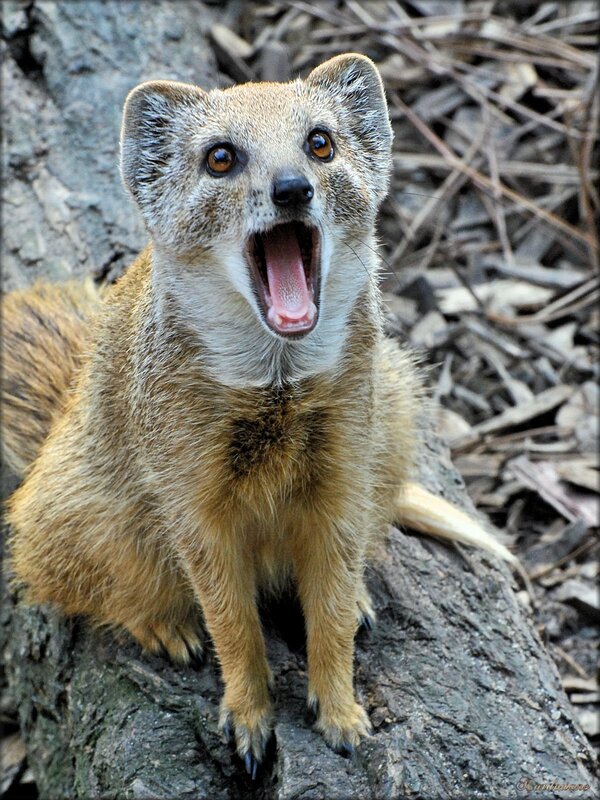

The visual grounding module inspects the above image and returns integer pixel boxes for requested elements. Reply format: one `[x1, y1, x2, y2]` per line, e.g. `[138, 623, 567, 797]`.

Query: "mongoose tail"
[397, 482, 518, 564]
[1, 280, 100, 476]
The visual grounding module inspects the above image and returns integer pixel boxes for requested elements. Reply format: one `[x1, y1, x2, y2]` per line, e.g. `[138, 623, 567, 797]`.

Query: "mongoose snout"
[271, 172, 314, 206]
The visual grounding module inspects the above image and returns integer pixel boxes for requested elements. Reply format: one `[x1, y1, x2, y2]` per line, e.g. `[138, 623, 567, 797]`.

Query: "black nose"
[272, 173, 314, 206]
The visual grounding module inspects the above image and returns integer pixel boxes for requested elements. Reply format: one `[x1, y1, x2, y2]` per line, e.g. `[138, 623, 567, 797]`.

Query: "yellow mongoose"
[2, 54, 514, 776]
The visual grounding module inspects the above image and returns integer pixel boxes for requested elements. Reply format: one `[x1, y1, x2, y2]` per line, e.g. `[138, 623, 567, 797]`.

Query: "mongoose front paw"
[129, 620, 204, 665]
[220, 699, 273, 779]
[312, 699, 372, 755]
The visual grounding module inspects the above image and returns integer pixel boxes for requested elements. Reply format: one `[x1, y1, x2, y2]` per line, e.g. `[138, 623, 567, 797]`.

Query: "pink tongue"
[263, 226, 312, 321]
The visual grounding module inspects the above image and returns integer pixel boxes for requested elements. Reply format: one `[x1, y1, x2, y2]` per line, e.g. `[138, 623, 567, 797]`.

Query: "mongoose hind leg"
[111, 549, 205, 665]
[127, 616, 204, 666]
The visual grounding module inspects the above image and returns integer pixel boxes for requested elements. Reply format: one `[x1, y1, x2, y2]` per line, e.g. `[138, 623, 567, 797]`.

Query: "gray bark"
[1, 1, 597, 798]
[2, 0, 220, 289]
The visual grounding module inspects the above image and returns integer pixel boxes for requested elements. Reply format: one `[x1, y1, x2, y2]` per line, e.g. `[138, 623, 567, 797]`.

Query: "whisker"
[343, 241, 379, 291]
[348, 237, 405, 293]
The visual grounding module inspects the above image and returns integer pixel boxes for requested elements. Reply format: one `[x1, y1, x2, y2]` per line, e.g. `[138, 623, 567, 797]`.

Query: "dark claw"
[244, 751, 259, 780]
[261, 733, 270, 758]
[157, 643, 171, 663]
[222, 718, 234, 743]
[339, 742, 355, 758]
[307, 696, 319, 717]
[360, 613, 374, 632]
[186, 643, 204, 668]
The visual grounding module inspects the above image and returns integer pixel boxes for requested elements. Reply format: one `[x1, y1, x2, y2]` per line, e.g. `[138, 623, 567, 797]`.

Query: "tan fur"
[3, 55, 512, 765]
[1, 280, 101, 475]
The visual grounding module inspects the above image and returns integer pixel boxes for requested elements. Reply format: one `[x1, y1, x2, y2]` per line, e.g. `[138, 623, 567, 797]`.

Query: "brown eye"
[308, 129, 334, 161]
[206, 144, 236, 175]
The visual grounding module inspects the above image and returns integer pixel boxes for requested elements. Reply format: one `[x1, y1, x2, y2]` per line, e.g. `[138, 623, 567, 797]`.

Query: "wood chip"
[462, 316, 529, 358]
[574, 709, 600, 738]
[209, 24, 254, 82]
[555, 459, 599, 493]
[472, 385, 573, 438]
[259, 40, 291, 82]
[570, 692, 600, 704]
[437, 407, 473, 444]
[410, 310, 447, 348]
[437, 280, 554, 314]
[562, 676, 599, 693]
[524, 519, 589, 570]
[508, 455, 599, 526]
[210, 23, 253, 59]
[454, 453, 504, 477]
[552, 579, 600, 619]
[485, 258, 588, 289]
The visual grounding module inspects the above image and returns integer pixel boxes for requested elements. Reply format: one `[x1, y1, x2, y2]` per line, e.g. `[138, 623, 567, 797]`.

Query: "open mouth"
[245, 222, 320, 338]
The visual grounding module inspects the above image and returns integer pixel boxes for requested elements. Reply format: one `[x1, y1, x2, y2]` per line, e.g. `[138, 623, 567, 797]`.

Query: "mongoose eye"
[307, 129, 334, 162]
[206, 144, 237, 176]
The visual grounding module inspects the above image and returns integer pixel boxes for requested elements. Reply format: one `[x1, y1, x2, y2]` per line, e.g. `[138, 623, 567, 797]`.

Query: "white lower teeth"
[267, 308, 283, 326]
[267, 305, 317, 329]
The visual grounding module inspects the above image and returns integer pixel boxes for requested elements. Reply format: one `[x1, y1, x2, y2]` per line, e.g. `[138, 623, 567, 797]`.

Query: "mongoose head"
[120, 54, 392, 383]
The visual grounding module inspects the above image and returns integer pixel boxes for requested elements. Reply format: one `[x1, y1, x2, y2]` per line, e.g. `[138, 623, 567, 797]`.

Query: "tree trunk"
[1, 2, 597, 798]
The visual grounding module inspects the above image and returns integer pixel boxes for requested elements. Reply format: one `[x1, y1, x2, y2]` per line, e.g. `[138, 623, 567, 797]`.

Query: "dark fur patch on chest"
[228, 387, 327, 480]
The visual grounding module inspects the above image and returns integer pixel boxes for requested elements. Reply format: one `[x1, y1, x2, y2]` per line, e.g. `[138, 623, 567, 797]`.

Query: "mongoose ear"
[306, 54, 392, 158]
[120, 80, 206, 203]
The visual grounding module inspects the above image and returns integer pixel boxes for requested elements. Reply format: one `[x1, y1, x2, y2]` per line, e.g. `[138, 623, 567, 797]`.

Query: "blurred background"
[1, 1, 598, 794]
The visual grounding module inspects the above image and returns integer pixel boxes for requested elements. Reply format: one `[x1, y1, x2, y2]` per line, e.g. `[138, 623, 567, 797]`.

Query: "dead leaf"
[437, 280, 554, 315]
[508, 456, 599, 526]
